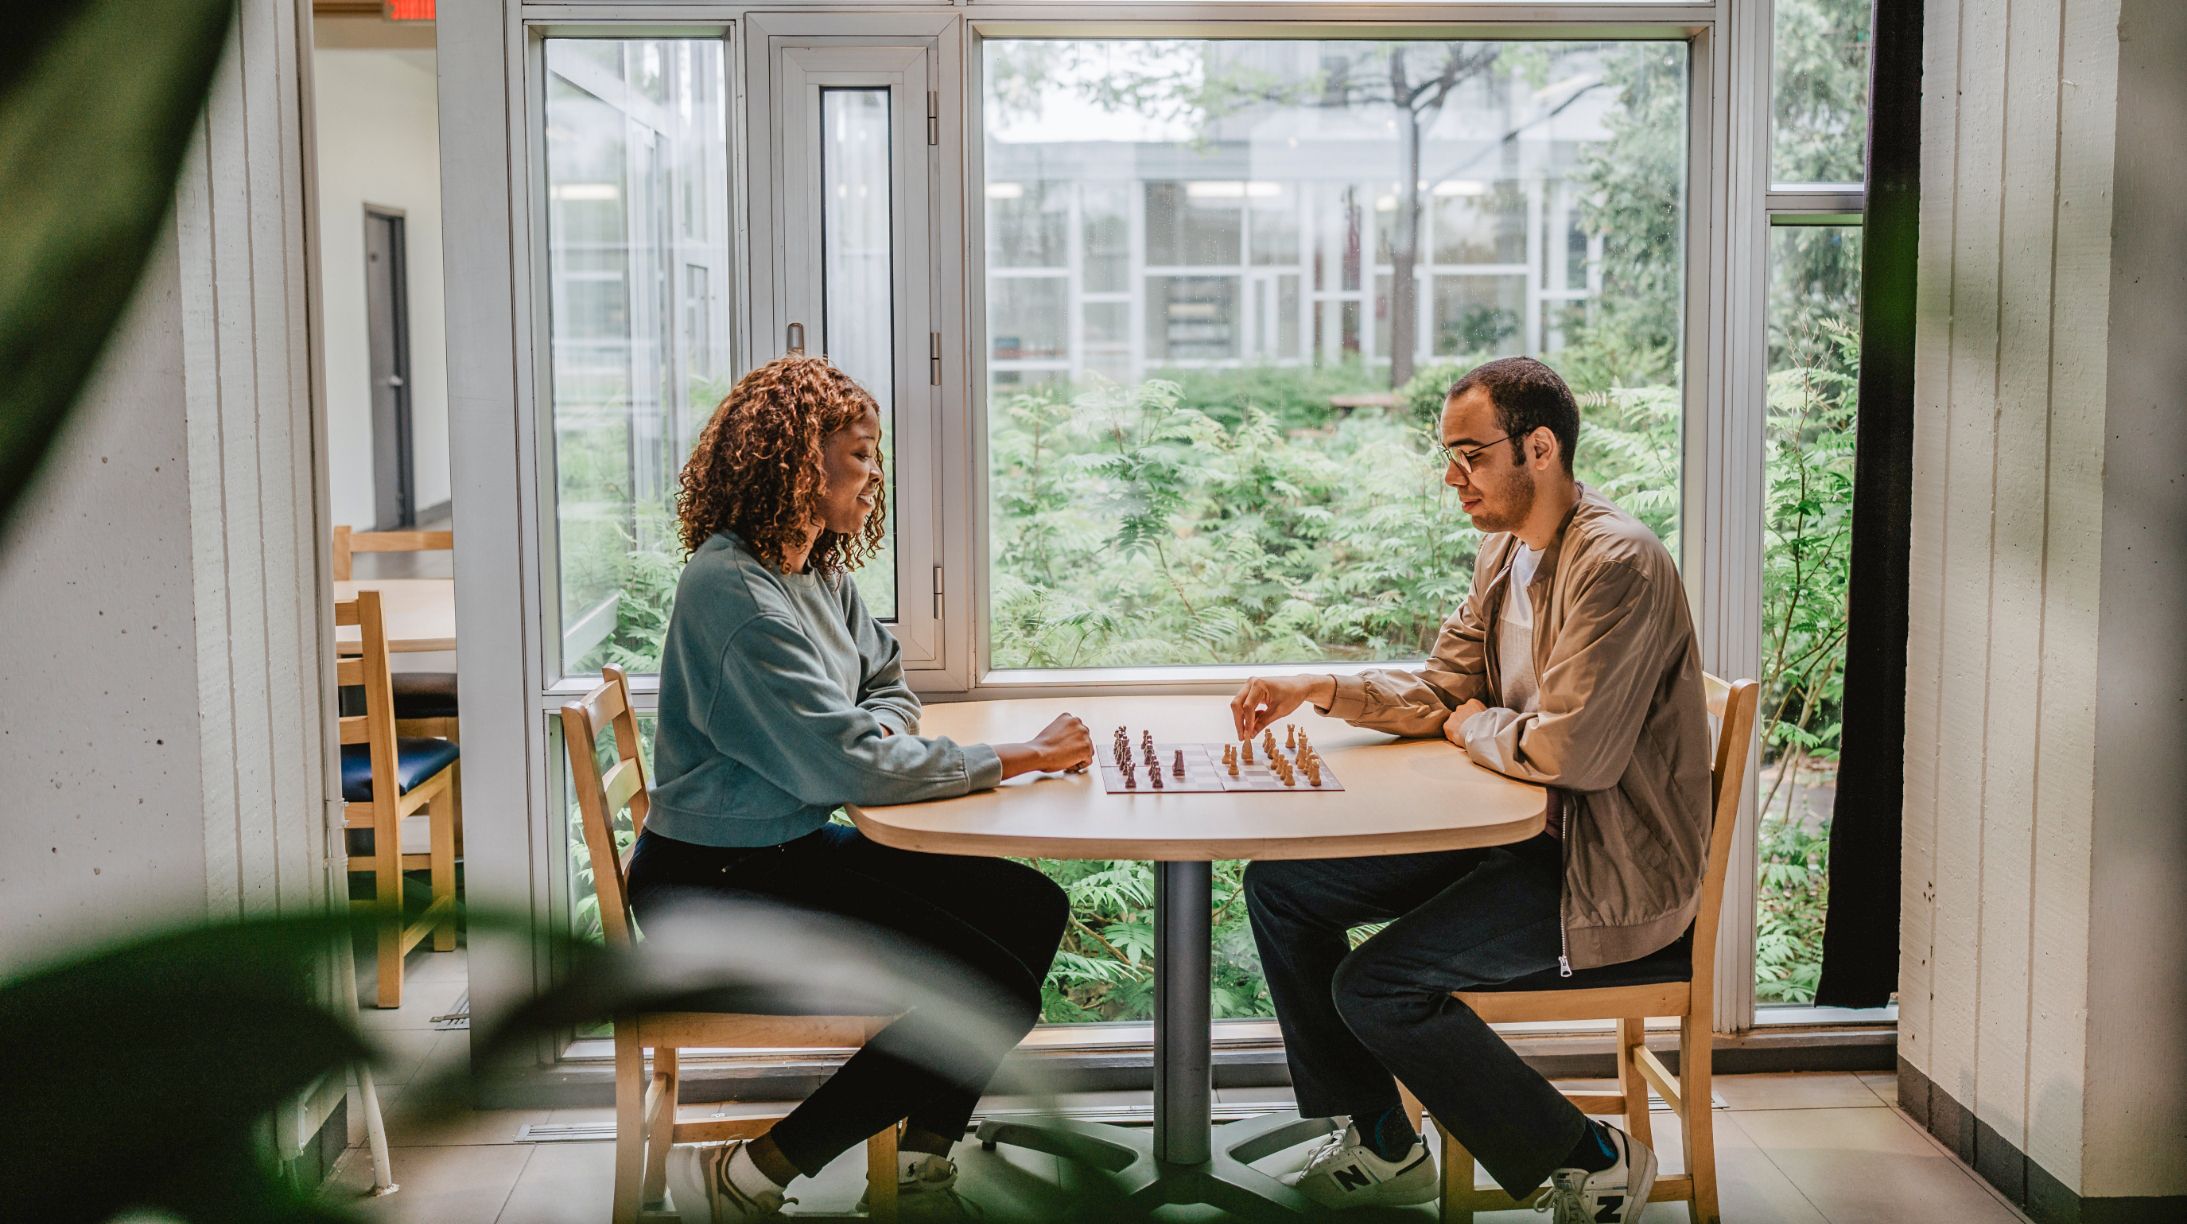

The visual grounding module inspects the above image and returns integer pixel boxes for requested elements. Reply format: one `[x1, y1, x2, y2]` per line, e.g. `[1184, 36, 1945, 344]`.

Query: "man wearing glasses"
[1229, 357, 1712, 1223]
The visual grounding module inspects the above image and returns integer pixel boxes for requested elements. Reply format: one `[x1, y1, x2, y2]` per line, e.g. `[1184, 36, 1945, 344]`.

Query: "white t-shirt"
[1496, 543, 1544, 714]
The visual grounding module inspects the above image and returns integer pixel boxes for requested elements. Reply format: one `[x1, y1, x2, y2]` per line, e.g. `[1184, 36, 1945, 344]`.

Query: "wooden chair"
[333, 525, 460, 740]
[336, 590, 461, 1010]
[1427, 673, 1760, 1224]
[562, 666, 901, 1224]
[333, 524, 456, 581]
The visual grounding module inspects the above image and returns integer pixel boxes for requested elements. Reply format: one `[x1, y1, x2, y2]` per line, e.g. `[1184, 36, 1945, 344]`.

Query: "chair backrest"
[333, 525, 455, 581]
[1687, 672, 1762, 999]
[333, 591, 400, 814]
[561, 666, 652, 948]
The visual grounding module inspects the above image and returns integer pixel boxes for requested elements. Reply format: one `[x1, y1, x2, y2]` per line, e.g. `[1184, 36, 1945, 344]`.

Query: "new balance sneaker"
[1534, 1124, 1658, 1223]
[857, 1152, 981, 1221]
[1280, 1121, 1439, 1209]
[666, 1140, 791, 1224]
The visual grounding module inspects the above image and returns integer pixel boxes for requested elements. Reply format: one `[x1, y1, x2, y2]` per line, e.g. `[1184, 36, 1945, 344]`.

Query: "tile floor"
[331, 953, 2030, 1223]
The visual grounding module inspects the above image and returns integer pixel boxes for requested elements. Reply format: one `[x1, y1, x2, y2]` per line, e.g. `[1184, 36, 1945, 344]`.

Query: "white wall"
[312, 46, 450, 530]
[1903, 0, 2187, 1201]
[0, 1, 329, 965]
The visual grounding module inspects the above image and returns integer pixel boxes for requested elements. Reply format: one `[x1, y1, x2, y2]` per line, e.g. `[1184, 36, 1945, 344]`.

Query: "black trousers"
[1244, 835, 1592, 1198]
[624, 823, 1068, 1176]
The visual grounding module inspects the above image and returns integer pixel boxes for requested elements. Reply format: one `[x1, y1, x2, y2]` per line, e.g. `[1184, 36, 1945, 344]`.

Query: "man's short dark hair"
[1447, 356, 1579, 474]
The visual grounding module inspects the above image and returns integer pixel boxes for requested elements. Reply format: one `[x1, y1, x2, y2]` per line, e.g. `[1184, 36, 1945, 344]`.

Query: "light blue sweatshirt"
[645, 533, 1003, 848]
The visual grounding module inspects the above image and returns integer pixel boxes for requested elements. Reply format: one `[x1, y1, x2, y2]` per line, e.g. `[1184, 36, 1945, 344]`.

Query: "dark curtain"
[1815, 0, 1923, 1008]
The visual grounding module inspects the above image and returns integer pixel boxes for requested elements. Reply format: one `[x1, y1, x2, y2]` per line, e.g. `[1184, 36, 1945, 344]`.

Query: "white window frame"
[442, 0, 1851, 1072]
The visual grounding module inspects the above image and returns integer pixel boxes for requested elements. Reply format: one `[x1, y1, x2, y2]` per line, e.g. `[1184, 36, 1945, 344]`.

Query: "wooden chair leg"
[1440, 1128, 1474, 1224]
[429, 790, 458, 952]
[373, 820, 403, 1009]
[642, 1047, 678, 1207]
[613, 1030, 646, 1224]
[448, 753, 464, 864]
[1617, 1016, 1656, 1151]
[1681, 1012, 1720, 1224]
[1398, 1082, 1427, 1135]
[864, 1121, 899, 1223]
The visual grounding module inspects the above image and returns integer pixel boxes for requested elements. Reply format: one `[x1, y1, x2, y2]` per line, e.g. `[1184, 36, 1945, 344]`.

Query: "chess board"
[1097, 740, 1344, 794]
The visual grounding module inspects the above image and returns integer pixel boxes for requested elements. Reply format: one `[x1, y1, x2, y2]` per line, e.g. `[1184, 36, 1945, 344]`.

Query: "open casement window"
[747, 17, 954, 672]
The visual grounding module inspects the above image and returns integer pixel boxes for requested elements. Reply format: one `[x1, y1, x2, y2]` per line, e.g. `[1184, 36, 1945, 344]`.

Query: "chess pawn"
[1151, 768, 1163, 790]
[1243, 740, 1255, 764]
[1173, 749, 1185, 778]
[1125, 770, 1137, 790]
[1228, 756, 1239, 777]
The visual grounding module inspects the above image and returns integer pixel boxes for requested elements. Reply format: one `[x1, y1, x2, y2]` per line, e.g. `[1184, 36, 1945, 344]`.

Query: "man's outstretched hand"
[1231, 675, 1336, 740]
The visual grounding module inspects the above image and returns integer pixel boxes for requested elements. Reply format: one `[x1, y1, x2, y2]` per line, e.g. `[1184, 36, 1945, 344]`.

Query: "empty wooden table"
[849, 694, 1546, 1220]
[333, 578, 456, 654]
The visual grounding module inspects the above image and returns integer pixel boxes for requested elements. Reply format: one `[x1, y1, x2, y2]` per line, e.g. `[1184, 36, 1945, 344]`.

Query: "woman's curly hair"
[675, 354, 887, 575]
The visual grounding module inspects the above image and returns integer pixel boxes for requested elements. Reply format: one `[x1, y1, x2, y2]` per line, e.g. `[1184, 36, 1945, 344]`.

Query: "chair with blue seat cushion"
[1415, 674, 1758, 1224]
[337, 590, 460, 1010]
[563, 666, 903, 1224]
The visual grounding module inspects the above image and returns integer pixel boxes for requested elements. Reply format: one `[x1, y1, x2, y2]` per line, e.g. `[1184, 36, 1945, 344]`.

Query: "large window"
[1756, 0, 1871, 1006]
[983, 39, 1688, 673]
[982, 37, 1688, 1022]
[542, 38, 730, 677]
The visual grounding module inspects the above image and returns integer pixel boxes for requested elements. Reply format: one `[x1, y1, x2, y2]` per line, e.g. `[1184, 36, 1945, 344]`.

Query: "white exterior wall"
[0, 0, 330, 968]
[1904, 0, 2187, 1199]
[312, 47, 450, 529]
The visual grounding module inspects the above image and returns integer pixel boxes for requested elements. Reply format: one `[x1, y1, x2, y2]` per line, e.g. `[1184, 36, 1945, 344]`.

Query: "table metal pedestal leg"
[978, 861, 1334, 1219]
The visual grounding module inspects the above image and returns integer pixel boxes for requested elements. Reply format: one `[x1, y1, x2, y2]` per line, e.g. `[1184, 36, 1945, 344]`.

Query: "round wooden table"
[849, 694, 1546, 1219]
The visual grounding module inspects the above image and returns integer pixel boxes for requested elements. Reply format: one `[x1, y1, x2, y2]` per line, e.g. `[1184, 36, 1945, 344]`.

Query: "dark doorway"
[364, 207, 415, 530]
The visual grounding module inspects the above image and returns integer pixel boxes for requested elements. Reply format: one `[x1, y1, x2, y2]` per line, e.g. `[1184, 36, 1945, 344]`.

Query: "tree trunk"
[1387, 107, 1425, 390]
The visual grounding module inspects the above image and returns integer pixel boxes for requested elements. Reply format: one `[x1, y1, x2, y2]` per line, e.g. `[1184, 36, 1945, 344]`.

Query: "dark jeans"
[625, 823, 1068, 1176]
[1244, 835, 1590, 1198]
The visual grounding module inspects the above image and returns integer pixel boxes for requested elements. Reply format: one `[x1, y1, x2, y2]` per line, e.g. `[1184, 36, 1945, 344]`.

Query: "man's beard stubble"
[1466, 458, 1537, 536]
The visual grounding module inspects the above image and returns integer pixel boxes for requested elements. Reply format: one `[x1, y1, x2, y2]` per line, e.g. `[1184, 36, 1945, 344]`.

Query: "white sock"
[725, 1142, 788, 1198]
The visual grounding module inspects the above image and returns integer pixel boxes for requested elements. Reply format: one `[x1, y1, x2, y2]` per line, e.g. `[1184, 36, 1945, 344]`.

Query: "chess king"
[1226, 357, 1712, 1222]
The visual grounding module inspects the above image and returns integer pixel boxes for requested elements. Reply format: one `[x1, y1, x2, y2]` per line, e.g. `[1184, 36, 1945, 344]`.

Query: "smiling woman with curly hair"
[627, 353, 1092, 1222]
[674, 355, 888, 573]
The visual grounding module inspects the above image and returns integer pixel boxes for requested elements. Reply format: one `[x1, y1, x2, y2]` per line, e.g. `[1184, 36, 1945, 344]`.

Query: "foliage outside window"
[1772, 0, 1874, 186]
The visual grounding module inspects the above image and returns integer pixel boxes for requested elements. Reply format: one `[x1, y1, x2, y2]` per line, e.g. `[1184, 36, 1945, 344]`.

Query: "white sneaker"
[666, 1140, 790, 1223]
[1279, 1121, 1438, 1209]
[857, 1152, 980, 1220]
[1534, 1124, 1658, 1223]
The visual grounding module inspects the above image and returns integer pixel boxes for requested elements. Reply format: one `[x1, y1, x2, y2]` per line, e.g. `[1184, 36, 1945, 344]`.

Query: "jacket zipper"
[1557, 800, 1574, 977]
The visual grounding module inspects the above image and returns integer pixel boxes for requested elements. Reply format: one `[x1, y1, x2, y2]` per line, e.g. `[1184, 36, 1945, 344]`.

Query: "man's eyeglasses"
[1435, 431, 1524, 476]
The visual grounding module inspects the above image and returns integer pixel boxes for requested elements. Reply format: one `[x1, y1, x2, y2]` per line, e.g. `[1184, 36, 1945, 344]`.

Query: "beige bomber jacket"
[1321, 486, 1714, 972]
